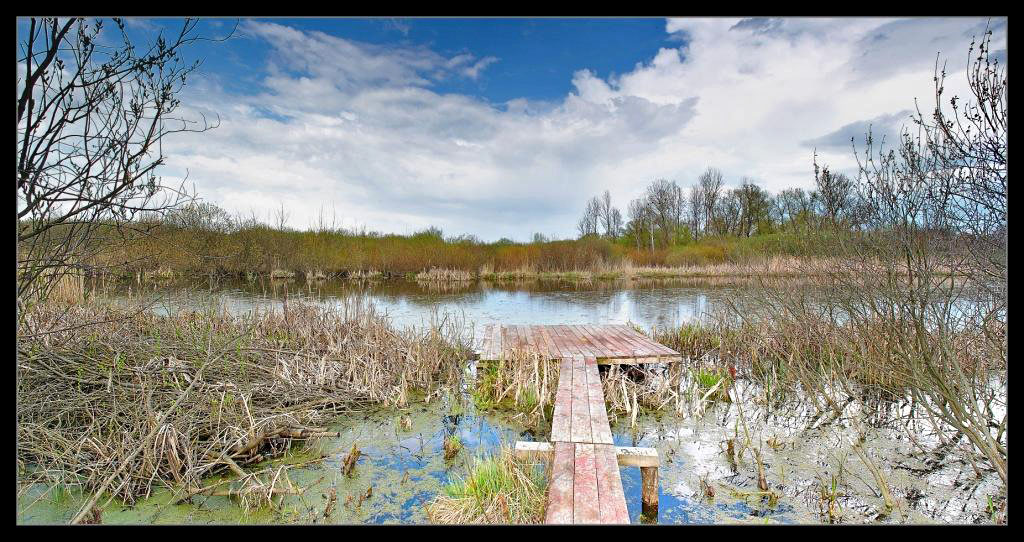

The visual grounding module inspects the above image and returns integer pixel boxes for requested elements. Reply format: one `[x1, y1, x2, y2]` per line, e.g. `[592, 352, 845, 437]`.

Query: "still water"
[91, 276, 790, 331]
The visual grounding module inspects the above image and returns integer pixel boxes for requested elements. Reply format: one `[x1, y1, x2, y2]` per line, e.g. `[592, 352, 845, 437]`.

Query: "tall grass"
[427, 447, 548, 524]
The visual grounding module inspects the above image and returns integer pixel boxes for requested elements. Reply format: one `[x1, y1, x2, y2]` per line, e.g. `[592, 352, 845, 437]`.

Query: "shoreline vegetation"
[16, 299, 473, 520]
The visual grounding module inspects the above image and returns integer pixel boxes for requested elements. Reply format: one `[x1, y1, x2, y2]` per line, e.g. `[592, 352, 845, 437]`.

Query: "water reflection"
[93, 278, 765, 331]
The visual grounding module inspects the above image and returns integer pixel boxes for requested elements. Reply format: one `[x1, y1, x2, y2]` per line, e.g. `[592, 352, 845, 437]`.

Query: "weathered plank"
[615, 446, 660, 467]
[617, 324, 677, 355]
[604, 325, 655, 356]
[580, 325, 626, 358]
[572, 443, 600, 523]
[585, 362, 614, 445]
[565, 325, 599, 358]
[553, 326, 578, 358]
[551, 358, 573, 443]
[514, 441, 660, 469]
[599, 355, 683, 365]
[538, 326, 562, 359]
[594, 443, 630, 524]
[569, 360, 592, 443]
[546, 441, 575, 524]
[514, 440, 553, 462]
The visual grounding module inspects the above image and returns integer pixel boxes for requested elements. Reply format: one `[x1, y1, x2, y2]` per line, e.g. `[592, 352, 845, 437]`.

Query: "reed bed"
[19, 267, 85, 306]
[269, 269, 296, 279]
[427, 446, 548, 524]
[16, 298, 473, 516]
[472, 352, 559, 429]
[415, 267, 475, 282]
[347, 269, 383, 280]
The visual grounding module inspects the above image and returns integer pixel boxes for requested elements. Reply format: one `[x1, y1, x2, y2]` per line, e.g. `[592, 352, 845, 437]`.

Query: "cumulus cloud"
[161, 17, 1006, 240]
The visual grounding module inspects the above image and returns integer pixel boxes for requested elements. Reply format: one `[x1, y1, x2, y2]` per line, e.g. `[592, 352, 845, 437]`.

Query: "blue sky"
[124, 18, 678, 105]
[17, 17, 1007, 241]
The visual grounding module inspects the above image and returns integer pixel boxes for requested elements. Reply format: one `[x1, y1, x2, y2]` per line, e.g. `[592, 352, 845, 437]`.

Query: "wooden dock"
[477, 324, 682, 365]
[476, 324, 681, 524]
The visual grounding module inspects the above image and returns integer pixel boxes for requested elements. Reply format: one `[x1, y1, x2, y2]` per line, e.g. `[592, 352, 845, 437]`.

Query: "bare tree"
[774, 187, 814, 233]
[839, 25, 1007, 485]
[736, 177, 772, 237]
[689, 184, 704, 237]
[597, 189, 623, 238]
[610, 207, 623, 239]
[697, 167, 724, 236]
[715, 190, 741, 237]
[913, 24, 1006, 293]
[577, 196, 601, 238]
[16, 18, 230, 310]
[645, 179, 685, 248]
[627, 197, 650, 251]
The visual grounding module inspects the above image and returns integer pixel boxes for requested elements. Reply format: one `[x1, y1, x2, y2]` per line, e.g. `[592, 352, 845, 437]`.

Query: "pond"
[84, 275, 830, 330]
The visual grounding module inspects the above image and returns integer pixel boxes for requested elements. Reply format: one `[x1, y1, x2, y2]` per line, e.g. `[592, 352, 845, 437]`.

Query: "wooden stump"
[640, 466, 658, 520]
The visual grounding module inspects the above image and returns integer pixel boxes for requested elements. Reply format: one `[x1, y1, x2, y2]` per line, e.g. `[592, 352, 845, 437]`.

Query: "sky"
[18, 17, 1007, 241]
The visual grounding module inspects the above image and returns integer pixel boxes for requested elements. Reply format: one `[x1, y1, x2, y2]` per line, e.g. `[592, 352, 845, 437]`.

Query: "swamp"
[16, 16, 1006, 526]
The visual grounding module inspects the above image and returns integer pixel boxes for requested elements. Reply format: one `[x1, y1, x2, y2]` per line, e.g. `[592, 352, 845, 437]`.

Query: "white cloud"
[162, 17, 1006, 241]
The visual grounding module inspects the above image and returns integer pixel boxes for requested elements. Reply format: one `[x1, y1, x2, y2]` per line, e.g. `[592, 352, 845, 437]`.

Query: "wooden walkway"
[477, 324, 682, 365]
[476, 325, 681, 524]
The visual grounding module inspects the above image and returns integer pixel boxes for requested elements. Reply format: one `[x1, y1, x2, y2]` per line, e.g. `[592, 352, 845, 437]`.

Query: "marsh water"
[17, 277, 1005, 524]
[86, 275, 769, 329]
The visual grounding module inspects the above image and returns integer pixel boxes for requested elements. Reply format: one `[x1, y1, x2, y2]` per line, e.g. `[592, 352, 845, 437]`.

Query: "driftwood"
[341, 442, 361, 477]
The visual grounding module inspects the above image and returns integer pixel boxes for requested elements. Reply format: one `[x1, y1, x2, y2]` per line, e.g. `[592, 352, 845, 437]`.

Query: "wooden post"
[640, 466, 658, 520]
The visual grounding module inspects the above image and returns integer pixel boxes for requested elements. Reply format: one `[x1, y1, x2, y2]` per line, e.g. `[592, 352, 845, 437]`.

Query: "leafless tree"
[627, 197, 651, 251]
[735, 178, 772, 237]
[577, 195, 601, 238]
[912, 24, 1006, 295]
[16, 18, 231, 311]
[774, 187, 814, 233]
[838, 24, 1007, 485]
[689, 184, 704, 237]
[596, 189, 623, 238]
[697, 167, 724, 236]
[715, 190, 741, 237]
[645, 179, 687, 247]
[610, 207, 623, 239]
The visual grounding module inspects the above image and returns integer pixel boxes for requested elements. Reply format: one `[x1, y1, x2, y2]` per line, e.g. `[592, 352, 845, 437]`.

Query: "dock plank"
[553, 326, 579, 358]
[573, 443, 600, 523]
[537, 326, 559, 359]
[546, 441, 575, 524]
[604, 324, 655, 356]
[563, 325, 596, 358]
[594, 443, 630, 524]
[585, 362, 614, 445]
[569, 360, 592, 443]
[580, 325, 627, 358]
[551, 358, 573, 443]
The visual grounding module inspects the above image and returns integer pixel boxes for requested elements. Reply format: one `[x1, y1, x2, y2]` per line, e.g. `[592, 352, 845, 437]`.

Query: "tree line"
[578, 161, 863, 252]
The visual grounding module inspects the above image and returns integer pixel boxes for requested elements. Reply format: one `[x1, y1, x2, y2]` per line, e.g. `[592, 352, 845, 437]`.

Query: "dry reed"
[16, 298, 473, 513]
